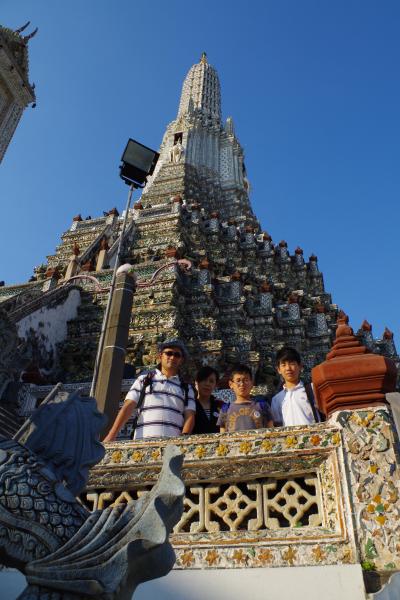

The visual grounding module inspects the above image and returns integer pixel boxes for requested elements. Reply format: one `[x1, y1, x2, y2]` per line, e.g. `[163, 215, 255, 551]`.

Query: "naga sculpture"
[0, 384, 184, 599]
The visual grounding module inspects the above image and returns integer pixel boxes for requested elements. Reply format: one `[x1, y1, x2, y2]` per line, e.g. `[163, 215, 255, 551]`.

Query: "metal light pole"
[90, 139, 159, 405]
[89, 183, 135, 398]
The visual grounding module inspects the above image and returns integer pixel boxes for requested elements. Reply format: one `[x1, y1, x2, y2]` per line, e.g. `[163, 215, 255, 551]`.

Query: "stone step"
[0, 405, 19, 426]
[0, 405, 22, 438]
[0, 422, 16, 438]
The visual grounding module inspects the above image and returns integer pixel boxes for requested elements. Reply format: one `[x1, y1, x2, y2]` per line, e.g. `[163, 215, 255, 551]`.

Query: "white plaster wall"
[16, 288, 81, 358]
[135, 565, 366, 600]
[0, 564, 367, 600]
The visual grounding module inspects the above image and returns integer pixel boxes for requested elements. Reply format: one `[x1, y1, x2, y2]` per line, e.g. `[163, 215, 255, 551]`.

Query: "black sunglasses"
[163, 350, 183, 358]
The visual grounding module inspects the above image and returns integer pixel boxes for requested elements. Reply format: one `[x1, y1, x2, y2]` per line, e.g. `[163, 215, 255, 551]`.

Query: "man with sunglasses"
[103, 339, 196, 441]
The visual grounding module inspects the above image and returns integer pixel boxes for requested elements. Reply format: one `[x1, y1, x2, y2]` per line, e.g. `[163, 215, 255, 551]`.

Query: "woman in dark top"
[192, 366, 220, 434]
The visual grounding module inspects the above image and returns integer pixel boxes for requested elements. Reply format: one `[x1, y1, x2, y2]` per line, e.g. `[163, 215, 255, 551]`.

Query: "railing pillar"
[313, 312, 399, 572]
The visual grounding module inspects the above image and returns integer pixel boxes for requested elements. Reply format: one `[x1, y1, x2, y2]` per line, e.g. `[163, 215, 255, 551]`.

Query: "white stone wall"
[135, 565, 366, 600]
[0, 565, 368, 599]
[16, 288, 81, 360]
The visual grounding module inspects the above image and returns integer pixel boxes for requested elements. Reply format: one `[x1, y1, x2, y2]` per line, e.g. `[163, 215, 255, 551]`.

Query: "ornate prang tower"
[145, 52, 253, 221]
[0, 54, 397, 425]
[0, 22, 37, 163]
[128, 52, 339, 381]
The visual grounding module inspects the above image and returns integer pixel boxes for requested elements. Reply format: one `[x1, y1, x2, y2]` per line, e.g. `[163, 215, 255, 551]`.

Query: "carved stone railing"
[0, 281, 43, 305]
[85, 421, 359, 570]
[6, 283, 82, 323]
[136, 203, 176, 220]
[85, 406, 400, 575]
[76, 224, 112, 266]
[106, 218, 136, 264]
[72, 216, 108, 229]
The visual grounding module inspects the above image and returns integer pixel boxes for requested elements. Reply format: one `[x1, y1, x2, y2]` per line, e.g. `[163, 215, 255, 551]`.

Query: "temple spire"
[177, 53, 221, 122]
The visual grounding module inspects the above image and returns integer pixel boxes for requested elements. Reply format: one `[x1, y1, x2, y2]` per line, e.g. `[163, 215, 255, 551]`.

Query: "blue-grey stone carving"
[0, 385, 184, 599]
[14, 384, 106, 496]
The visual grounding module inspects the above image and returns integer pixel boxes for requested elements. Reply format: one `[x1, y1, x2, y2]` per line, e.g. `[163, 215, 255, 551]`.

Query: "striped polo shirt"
[126, 369, 196, 440]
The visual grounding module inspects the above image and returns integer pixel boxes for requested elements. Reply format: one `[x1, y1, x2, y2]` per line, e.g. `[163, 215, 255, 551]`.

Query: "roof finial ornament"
[200, 52, 207, 64]
[22, 27, 38, 43]
[14, 21, 30, 35]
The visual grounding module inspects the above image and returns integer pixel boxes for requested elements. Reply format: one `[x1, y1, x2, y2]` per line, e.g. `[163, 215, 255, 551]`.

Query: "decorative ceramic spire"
[14, 21, 30, 35]
[326, 311, 367, 359]
[225, 116, 235, 135]
[361, 319, 372, 332]
[384, 327, 394, 340]
[312, 312, 397, 417]
[177, 53, 221, 122]
[22, 28, 38, 43]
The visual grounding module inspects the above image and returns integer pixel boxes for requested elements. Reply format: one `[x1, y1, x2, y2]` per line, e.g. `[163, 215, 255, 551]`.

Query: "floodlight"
[119, 138, 159, 187]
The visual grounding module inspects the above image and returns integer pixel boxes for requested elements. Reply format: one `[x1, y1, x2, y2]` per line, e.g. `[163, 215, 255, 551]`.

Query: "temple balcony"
[86, 405, 400, 587]
[87, 423, 351, 571]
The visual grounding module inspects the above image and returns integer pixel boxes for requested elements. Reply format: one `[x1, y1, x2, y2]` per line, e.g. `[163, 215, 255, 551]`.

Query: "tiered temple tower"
[0, 54, 397, 416]
[0, 22, 36, 163]
[145, 52, 254, 220]
[1, 54, 400, 600]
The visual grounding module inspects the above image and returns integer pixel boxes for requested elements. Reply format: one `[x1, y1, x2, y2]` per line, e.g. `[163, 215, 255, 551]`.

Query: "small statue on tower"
[169, 139, 184, 163]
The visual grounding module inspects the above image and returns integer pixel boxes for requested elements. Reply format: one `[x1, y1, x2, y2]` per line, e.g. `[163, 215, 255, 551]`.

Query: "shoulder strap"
[304, 383, 321, 423]
[130, 371, 155, 438]
[181, 381, 190, 407]
[138, 371, 155, 409]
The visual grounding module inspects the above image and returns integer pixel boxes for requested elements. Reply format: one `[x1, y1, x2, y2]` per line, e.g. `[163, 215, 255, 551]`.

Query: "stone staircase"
[0, 403, 23, 438]
[6, 283, 82, 324]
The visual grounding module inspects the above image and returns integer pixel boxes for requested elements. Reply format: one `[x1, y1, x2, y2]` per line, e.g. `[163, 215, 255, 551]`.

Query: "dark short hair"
[229, 363, 253, 380]
[275, 347, 301, 366]
[196, 366, 219, 383]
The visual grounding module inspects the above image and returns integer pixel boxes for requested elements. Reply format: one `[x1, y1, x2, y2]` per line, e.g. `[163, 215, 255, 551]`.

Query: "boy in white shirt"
[271, 347, 321, 427]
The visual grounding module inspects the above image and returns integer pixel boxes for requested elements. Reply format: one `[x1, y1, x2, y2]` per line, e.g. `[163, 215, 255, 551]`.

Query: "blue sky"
[1, 0, 399, 343]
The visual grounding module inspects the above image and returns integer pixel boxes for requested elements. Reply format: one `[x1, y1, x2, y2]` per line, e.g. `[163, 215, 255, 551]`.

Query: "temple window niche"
[174, 132, 183, 144]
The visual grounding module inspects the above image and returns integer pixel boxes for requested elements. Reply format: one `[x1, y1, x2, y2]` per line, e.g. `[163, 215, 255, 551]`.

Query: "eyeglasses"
[163, 350, 183, 358]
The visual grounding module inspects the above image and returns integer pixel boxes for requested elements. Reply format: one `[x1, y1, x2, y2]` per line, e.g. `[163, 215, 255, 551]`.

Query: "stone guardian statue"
[0, 384, 184, 599]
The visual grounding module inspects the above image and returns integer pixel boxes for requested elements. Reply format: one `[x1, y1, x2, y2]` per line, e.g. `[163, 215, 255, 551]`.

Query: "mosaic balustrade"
[82, 407, 400, 572]
[84, 422, 356, 570]
[0, 282, 42, 301]
[72, 216, 109, 228]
